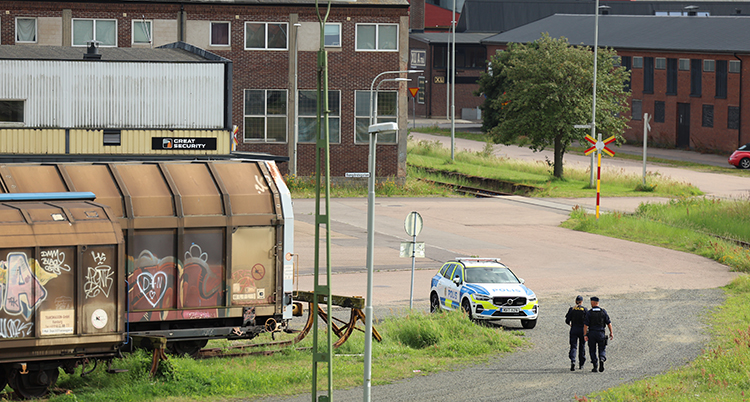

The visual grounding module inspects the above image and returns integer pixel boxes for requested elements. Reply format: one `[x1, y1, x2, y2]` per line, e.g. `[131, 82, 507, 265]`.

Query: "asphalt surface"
[253, 128, 744, 402]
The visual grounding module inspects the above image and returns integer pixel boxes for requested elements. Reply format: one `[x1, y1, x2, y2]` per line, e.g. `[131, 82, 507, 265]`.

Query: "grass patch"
[38, 310, 524, 402]
[562, 197, 750, 272]
[408, 139, 702, 199]
[582, 274, 750, 401]
[285, 172, 458, 198]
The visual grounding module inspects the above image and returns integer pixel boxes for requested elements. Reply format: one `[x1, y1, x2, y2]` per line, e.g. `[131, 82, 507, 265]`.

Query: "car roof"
[452, 257, 507, 268]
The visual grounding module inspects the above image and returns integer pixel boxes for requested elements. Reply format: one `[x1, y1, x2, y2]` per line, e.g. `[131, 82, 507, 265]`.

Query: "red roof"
[425, 3, 459, 32]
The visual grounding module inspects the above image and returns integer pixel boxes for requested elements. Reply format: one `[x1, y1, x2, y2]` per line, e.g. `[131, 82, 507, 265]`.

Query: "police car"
[429, 257, 538, 328]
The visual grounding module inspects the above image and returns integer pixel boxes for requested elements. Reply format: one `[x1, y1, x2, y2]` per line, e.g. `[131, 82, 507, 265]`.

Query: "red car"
[729, 143, 750, 169]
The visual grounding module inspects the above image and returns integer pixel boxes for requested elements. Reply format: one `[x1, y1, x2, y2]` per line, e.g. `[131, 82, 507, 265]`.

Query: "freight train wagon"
[0, 158, 294, 396]
[0, 192, 125, 398]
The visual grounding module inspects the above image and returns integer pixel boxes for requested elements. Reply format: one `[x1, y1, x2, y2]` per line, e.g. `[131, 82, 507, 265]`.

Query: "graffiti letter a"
[5, 253, 47, 320]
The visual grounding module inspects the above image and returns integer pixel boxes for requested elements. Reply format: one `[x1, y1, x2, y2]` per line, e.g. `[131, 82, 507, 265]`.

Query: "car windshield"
[739, 143, 750, 151]
[464, 267, 519, 284]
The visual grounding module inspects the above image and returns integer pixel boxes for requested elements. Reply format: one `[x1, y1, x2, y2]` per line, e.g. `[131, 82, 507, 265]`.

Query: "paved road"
[255, 133, 743, 402]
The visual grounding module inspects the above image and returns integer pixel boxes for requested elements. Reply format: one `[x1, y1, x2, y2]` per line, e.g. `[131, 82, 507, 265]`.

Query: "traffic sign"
[404, 211, 423, 236]
[408, 87, 419, 98]
[574, 124, 592, 129]
[583, 134, 616, 157]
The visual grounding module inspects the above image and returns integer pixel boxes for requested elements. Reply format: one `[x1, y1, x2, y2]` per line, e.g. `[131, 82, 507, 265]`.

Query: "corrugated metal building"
[0, 42, 232, 155]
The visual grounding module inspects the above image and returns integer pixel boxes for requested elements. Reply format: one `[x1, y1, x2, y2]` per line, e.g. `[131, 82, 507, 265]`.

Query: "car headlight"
[473, 294, 491, 301]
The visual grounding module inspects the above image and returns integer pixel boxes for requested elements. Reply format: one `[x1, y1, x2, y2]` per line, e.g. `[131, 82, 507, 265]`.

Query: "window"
[633, 56, 643, 69]
[245, 22, 288, 50]
[730, 60, 741, 73]
[456, 46, 486, 69]
[355, 90, 398, 144]
[679, 58, 690, 71]
[72, 19, 117, 47]
[132, 20, 152, 44]
[654, 101, 665, 123]
[703, 59, 715, 72]
[243, 89, 287, 142]
[655, 57, 666, 70]
[716, 60, 727, 99]
[0, 101, 24, 123]
[643, 57, 654, 94]
[728, 106, 740, 130]
[16, 18, 37, 43]
[325, 23, 341, 47]
[433, 45, 447, 69]
[690, 59, 702, 97]
[211, 22, 230, 46]
[439, 263, 451, 278]
[666, 58, 677, 95]
[355, 23, 398, 51]
[632, 99, 642, 121]
[621, 56, 632, 91]
[103, 129, 121, 146]
[298, 90, 340, 143]
[702, 105, 714, 128]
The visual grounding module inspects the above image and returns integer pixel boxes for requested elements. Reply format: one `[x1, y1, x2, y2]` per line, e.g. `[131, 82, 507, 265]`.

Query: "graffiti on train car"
[3, 252, 48, 320]
[128, 243, 224, 320]
[85, 251, 115, 299]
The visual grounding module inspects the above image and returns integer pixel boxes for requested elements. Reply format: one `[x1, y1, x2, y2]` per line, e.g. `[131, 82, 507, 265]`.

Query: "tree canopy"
[476, 33, 631, 178]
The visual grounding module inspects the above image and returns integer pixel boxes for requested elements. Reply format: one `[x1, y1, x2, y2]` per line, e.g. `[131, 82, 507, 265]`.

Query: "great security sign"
[152, 137, 217, 150]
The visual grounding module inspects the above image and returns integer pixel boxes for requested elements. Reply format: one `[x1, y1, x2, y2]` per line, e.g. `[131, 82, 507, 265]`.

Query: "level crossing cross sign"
[584, 134, 616, 157]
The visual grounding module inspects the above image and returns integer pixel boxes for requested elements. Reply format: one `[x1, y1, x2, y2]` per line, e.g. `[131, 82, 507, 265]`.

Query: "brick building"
[0, 0, 411, 178]
[410, 0, 750, 126]
[483, 14, 750, 152]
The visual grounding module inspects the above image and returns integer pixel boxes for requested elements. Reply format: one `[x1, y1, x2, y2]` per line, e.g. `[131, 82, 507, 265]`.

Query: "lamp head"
[368, 122, 399, 133]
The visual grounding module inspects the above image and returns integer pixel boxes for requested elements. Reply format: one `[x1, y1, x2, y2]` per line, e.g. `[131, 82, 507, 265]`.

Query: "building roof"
[457, 0, 750, 33]
[424, 3, 459, 31]
[0, 42, 229, 62]
[482, 14, 750, 53]
[411, 32, 495, 45]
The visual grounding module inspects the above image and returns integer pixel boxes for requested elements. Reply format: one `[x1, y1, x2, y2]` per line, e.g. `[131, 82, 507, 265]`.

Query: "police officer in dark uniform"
[565, 295, 587, 371]
[583, 296, 613, 372]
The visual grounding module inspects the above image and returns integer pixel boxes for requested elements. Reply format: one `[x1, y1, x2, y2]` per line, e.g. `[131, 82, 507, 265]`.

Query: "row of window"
[243, 89, 399, 144]
[9, 17, 398, 51]
[630, 56, 740, 73]
[632, 99, 739, 130]
[623, 56, 736, 98]
[0, 89, 400, 143]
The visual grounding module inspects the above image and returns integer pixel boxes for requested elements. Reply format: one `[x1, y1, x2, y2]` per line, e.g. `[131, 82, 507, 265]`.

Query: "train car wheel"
[8, 368, 58, 399]
[168, 340, 208, 358]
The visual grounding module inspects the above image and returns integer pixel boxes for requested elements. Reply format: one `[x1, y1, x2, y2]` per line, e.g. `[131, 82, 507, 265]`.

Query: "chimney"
[410, 0, 425, 33]
[684, 5, 699, 16]
[84, 40, 102, 60]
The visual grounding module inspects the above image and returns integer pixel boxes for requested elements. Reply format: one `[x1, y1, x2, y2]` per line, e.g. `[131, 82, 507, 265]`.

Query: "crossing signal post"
[584, 134, 616, 220]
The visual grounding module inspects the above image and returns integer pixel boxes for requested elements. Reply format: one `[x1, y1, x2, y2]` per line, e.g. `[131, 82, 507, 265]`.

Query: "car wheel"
[461, 299, 473, 320]
[430, 292, 440, 313]
[521, 319, 537, 329]
[741, 158, 750, 169]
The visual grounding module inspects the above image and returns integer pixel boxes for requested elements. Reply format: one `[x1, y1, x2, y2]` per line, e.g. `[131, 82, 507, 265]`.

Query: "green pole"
[312, 0, 333, 401]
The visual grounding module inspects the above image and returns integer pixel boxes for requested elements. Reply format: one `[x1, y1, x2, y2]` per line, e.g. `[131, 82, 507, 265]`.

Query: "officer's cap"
[590, 296, 600, 301]
[575, 295, 583, 302]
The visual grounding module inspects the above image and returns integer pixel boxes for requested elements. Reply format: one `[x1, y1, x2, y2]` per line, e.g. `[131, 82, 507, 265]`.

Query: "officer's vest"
[570, 305, 586, 326]
[589, 307, 605, 328]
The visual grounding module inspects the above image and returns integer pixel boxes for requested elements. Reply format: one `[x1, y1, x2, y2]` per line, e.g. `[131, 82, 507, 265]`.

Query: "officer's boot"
[591, 363, 598, 372]
[599, 361, 605, 372]
[570, 362, 575, 371]
[579, 358, 585, 369]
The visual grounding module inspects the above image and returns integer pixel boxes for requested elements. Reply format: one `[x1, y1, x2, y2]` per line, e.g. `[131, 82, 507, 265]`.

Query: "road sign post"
[404, 211, 423, 309]
[409, 87, 419, 130]
[584, 134, 616, 221]
[643, 112, 652, 186]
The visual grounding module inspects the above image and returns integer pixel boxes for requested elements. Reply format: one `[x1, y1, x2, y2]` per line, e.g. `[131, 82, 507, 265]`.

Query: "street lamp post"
[450, 0, 456, 160]
[291, 21, 302, 176]
[364, 70, 420, 402]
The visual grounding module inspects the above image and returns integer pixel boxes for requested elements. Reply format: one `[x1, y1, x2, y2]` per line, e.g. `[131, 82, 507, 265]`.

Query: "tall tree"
[476, 34, 631, 178]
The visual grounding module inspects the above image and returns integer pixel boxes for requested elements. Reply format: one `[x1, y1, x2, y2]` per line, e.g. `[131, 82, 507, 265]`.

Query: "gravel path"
[258, 288, 724, 402]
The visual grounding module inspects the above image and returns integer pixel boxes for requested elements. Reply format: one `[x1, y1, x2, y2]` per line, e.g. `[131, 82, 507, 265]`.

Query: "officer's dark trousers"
[568, 326, 585, 364]
[588, 330, 607, 366]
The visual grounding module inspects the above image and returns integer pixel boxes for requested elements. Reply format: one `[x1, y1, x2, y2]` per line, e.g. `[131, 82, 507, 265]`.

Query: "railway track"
[197, 340, 311, 359]
[418, 178, 512, 197]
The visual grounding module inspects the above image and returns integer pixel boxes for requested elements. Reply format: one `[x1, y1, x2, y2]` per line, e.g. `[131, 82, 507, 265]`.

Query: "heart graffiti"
[136, 271, 168, 308]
